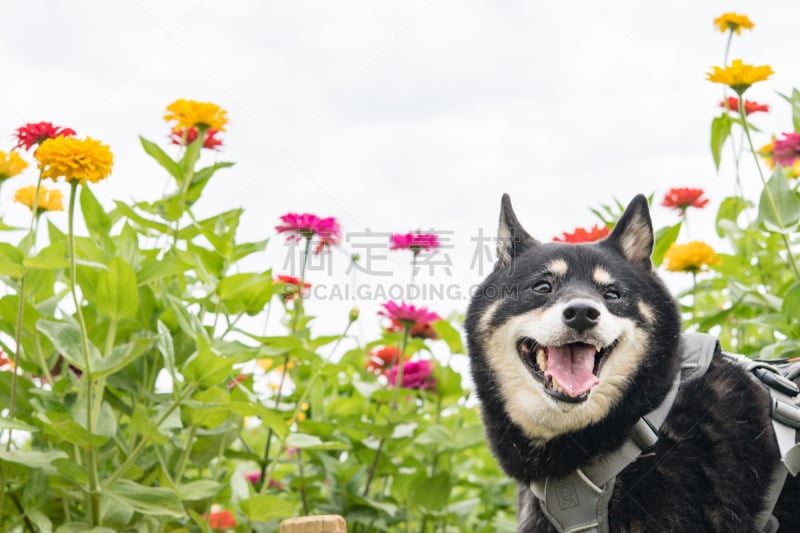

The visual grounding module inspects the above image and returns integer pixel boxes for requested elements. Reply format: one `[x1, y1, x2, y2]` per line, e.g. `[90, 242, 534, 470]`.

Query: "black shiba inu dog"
[465, 194, 800, 532]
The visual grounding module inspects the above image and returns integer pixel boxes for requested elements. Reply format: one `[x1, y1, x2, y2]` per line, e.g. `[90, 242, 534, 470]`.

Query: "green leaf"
[177, 480, 224, 501]
[782, 282, 800, 322]
[778, 88, 800, 133]
[105, 479, 185, 518]
[182, 338, 232, 388]
[432, 320, 465, 353]
[240, 494, 296, 522]
[0, 418, 39, 433]
[715, 196, 749, 237]
[0, 242, 24, 278]
[155, 321, 177, 382]
[80, 185, 112, 248]
[0, 449, 68, 469]
[131, 404, 169, 445]
[113, 201, 171, 234]
[409, 472, 451, 511]
[758, 166, 800, 232]
[226, 402, 289, 440]
[137, 255, 190, 286]
[710, 113, 733, 171]
[284, 433, 350, 450]
[37, 412, 108, 448]
[36, 318, 102, 373]
[23, 241, 69, 270]
[139, 136, 182, 180]
[96, 257, 139, 321]
[217, 272, 273, 315]
[652, 221, 682, 268]
[93, 336, 155, 377]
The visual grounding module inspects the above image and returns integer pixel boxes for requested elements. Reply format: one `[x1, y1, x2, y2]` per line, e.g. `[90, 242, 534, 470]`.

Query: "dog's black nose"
[563, 303, 601, 333]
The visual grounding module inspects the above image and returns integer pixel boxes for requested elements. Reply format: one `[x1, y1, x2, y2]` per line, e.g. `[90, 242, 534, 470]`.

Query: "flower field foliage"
[0, 11, 798, 533]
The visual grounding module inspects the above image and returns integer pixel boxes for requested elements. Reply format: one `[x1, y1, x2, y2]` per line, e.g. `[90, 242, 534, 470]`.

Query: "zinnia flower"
[170, 126, 223, 150]
[713, 12, 754, 35]
[35, 136, 113, 185]
[553, 224, 610, 243]
[720, 96, 769, 115]
[275, 274, 311, 301]
[379, 301, 440, 329]
[206, 509, 237, 530]
[772, 132, 800, 167]
[0, 150, 28, 180]
[367, 346, 405, 372]
[14, 185, 64, 213]
[0, 350, 13, 370]
[164, 99, 228, 132]
[390, 232, 441, 254]
[14, 122, 76, 152]
[276, 212, 341, 254]
[385, 319, 439, 340]
[664, 241, 720, 273]
[706, 59, 773, 95]
[386, 359, 436, 390]
[661, 188, 709, 215]
[759, 138, 776, 169]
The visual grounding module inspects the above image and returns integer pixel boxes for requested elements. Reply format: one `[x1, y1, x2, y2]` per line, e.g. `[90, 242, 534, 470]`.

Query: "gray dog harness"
[529, 333, 800, 533]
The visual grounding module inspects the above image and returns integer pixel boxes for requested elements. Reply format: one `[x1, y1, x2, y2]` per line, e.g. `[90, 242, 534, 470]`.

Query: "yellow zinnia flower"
[664, 241, 720, 273]
[713, 12, 754, 35]
[14, 185, 64, 213]
[164, 99, 228, 132]
[0, 150, 28, 180]
[706, 59, 774, 95]
[35, 136, 113, 185]
[759, 138, 775, 170]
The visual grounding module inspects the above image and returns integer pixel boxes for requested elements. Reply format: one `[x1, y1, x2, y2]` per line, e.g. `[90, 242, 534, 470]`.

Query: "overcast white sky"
[1, 1, 798, 343]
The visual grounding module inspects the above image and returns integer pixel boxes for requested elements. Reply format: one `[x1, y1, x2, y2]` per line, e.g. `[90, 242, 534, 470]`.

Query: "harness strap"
[530, 375, 681, 533]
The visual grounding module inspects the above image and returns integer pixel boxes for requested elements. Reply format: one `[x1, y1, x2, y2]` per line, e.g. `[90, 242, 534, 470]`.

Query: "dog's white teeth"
[595, 344, 602, 353]
[536, 348, 547, 371]
[551, 380, 562, 393]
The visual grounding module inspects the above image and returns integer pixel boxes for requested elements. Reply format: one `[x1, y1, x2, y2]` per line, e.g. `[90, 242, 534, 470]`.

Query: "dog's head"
[466, 194, 681, 442]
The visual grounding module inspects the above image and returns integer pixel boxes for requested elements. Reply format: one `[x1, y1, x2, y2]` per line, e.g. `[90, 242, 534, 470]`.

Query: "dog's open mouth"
[516, 338, 616, 403]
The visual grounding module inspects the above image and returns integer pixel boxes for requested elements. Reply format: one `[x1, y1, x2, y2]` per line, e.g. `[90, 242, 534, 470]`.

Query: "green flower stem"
[260, 237, 313, 487]
[691, 271, 698, 324]
[363, 324, 411, 497]
[739, 98, 800, 279]
[262, 318, 356, 494]
[173, 425, 197, 482]
[67, 181, 102, 526]
[106, 384, 196, 487]
[172, 128, 205, 245]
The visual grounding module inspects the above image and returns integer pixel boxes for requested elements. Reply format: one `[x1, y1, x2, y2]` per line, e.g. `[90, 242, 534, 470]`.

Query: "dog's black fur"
[465, 194, 800, 532]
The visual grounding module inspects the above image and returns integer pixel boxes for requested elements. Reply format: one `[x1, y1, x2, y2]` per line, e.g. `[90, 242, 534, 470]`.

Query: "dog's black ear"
[496, 193, 536, 268]
[604, 194, 654, 270]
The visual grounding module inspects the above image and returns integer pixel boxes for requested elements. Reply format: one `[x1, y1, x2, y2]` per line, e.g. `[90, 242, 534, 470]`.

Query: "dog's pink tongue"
[544, 344, 598, 397]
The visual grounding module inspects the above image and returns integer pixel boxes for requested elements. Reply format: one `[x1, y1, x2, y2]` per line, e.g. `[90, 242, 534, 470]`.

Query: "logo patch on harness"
[555, 483, 580, 510]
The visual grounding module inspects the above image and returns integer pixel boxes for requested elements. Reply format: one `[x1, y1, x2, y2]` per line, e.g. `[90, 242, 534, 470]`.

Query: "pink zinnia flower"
[276, 212, 341, 254]
[170, 126, 223, 150]
[379, 301, 440, 329]
[661, 187, 710, 215]
[386, 360, 436, 390]
[14, 122, 76, 152]
[773, 132, 800, 167]
[390, 232, 440, 255]
[720, 96, 769, 115]
[553, 225, 610, 244]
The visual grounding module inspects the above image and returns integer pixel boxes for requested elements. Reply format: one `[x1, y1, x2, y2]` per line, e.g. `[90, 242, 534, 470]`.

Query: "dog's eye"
[604, 289, 620, 301]
[532, 281, 552, 294]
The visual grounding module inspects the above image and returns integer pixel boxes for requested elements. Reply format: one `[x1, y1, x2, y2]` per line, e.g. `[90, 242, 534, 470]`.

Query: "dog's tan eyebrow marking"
[638, 301, 655, 324]
[593, 267, 613, 285]
[547, 259, 569, 277]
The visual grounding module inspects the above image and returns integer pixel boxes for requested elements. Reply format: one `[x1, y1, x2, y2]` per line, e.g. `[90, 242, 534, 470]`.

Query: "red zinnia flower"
[0, 350, 13, 370]
[390, 232, 440, 254]
[379, 301, 440, 329]
[720, 96, 769, 115]
[275, 274, 311, 301]
[367, 346, 405, 372]
[14, 122, 76, 152]
[661, 188, 710, 215]
[206, 509, 237, 530]
[553, 224, 610, 243]
[772, 132, 800, 167]
[386, 360, 436, 390]
[276, 213, 342, 254]
[169, 126, 223, 150]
